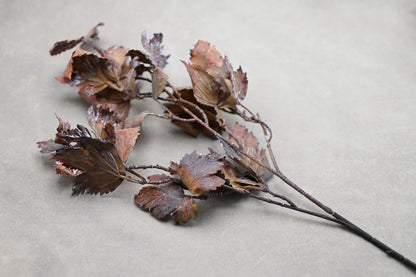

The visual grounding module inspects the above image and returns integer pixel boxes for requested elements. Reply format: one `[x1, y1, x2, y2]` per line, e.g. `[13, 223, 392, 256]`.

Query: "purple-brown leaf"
[184, 40, 248, 111]
[227, 122, 272, 180]
[171, 151, 225, 194]
[49, 38, 83, 56]
[53, 137, 126, 195]
[87, 105, 117, 141]
[134, 182, 197, 223]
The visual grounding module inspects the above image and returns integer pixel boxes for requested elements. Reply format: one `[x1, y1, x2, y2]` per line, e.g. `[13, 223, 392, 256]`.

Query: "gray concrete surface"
[1, 0, 416, 276]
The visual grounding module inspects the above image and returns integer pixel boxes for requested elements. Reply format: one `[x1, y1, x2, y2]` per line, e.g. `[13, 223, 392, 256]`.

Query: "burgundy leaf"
[53, 137, 126, 195]
[134, 182, 197, 223]
[171, 151, 225, 194]
[87, 105, 117, 141]
[50, 38, 83, 56]
[184, 40, 248, 111]
[227, 122, 272, 180]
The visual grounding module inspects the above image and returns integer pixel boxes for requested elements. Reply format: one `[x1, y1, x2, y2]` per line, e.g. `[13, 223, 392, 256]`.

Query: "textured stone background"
[1, 0, 415, 276]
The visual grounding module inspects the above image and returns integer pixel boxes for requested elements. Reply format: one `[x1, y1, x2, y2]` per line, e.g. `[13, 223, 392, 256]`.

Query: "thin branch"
[224, 185, 341, 224]
[127, 164, 174, 173]
[137, 76, 152, 83]
[125, 168, 146, 183]
[262, 187, 297, 207]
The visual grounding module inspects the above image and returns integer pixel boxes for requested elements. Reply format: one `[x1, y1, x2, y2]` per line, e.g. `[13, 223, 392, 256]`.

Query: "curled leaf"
[115, 127, 140, 163]
[184, 40, 248, 111]
[50, 38, 83, 56]
[152, 68, 168, 99]
[113, 111, 149, 162]
[38, 118, 126, 195]
[135, 182, 197, 223]
[141, 32, 170, 68]
[82, 23, 104, 43]
[37, 139, 64, 153]
[171, 151, 225, 194]
[55, 161, 82, 177]
[221, 161, 264, 191]
[70, 52, 118, 93]
[49, 23, 104, 56]
[58, 44, 137, 121]
[87, 105, 116, 141]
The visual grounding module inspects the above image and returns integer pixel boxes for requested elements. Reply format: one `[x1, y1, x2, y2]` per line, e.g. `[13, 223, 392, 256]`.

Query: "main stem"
[277, 172, 416, 271]
[166, 94, 416, 271]
[237, 105, 416, 270]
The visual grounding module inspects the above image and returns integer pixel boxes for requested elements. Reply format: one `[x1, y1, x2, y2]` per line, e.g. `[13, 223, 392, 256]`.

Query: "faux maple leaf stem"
[43, 25, 416, 271]
[227, 184, 416, 270]
[159, 86, 416, 271]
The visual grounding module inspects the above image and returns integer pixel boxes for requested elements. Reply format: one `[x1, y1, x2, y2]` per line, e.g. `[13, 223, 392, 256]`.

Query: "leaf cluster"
[39, 23, 272, 223]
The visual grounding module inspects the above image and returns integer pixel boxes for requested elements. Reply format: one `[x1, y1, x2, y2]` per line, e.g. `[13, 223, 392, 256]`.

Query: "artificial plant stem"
[125, 168, 146, 183]
[262, 187, 297, 207]
[225, 186, 341, 224]
[171, 93, 416, 270]
[127, 164, 174, 173]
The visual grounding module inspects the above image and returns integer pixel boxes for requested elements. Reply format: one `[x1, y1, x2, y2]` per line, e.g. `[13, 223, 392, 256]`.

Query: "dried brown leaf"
[38, 117, 126, 195]
[184, 41, 248, 111]
[141, 32, 170, 68]
[232, 67, 248, 102]
[87, 105, 116, 141]
[115, 127, 140, 163]
[49, 23, 103, 56]
[171, 151, 225, 194]
[53, 137, 126, 195]
[126, 49, 153, 66]
[119, 111, 149, 129]
[50, 38, 83, 56]
[227, 122, 272, 180]
[152, 68, 168, 99]
[221, 161, 264, 191]
[134, 182, 197, 223]
[70, 52, 117, 93]
[147, 174, 171, 184]
[37, 139, 64, 153]
[112, 111, 148, 162]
